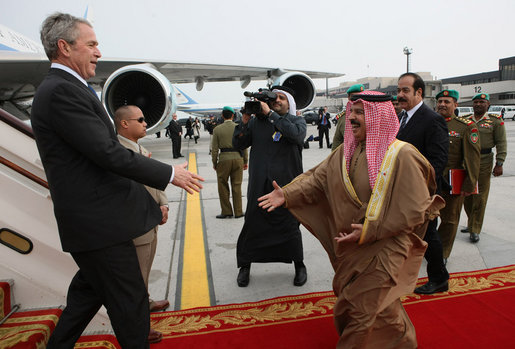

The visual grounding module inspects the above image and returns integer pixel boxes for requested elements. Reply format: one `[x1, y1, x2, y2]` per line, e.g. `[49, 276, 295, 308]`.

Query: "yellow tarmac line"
[180, 152, 211, 309]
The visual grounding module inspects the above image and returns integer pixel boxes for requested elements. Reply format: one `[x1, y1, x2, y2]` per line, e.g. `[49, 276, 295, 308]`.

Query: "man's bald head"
[114, 105, 139, 128]
[114, 105, 147, 142]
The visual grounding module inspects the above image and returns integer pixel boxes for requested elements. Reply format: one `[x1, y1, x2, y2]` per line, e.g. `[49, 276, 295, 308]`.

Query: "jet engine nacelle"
[102, 64, 177, 134]
[272, 71, 316, 110]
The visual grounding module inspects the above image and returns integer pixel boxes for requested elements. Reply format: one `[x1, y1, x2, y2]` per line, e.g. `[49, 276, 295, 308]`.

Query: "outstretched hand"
[171, 162, 204, 194]
[334, 224, 363, 243]
[258, 180, 285, 212]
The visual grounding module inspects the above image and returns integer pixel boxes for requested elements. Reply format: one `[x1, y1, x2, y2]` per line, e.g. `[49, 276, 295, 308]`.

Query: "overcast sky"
[2, 0, 514, 102]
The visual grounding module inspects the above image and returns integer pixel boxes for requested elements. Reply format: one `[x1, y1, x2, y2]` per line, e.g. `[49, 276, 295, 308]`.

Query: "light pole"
[403, 47, 413, 72]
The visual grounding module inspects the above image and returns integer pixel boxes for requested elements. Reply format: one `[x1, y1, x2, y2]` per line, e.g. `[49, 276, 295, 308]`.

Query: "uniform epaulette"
[335, 111, 345, 120]
[489, 113, 502, 119]
[456, 116, 473, 125]
[461, 113, 473, 118]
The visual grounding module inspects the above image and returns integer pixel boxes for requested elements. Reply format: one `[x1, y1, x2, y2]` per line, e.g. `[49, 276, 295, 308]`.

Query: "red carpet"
[405, 265, 515, 348]
[151, 292, 338, 349]
[73, 265, 515, 348]
[0, 307, 62, 348]
[75, 334, 122, 349]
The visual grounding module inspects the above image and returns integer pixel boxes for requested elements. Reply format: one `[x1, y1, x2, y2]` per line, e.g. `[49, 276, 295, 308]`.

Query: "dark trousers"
[318, 125, 330, 148]
[47, 241, 150, 349]
[171, 135, 181, 158]
[423, 218, 449, 283]
[185, 128, 193, 139]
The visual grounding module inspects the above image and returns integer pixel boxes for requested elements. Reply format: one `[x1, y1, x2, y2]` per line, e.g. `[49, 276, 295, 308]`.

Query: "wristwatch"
[496, 161, 503, 167]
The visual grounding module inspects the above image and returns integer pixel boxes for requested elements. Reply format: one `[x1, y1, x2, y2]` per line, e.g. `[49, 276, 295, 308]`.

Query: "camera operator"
[232, 86, 307, 287]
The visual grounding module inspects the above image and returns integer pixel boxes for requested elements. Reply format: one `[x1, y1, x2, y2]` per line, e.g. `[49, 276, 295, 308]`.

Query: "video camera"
[241, 89, 277, 115]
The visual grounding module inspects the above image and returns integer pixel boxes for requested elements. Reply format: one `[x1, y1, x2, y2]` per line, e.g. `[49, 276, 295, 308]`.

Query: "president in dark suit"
[396, 73, 450, 295]
[31, 13, 203, 348]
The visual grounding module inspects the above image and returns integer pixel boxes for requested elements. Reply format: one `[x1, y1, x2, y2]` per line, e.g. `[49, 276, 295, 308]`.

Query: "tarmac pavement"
[140, 120, 515, 311]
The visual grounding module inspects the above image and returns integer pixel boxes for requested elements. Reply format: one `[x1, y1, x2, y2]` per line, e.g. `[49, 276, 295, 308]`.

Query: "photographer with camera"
[317, 106, 331, 149]
[232, 86, 307, 287]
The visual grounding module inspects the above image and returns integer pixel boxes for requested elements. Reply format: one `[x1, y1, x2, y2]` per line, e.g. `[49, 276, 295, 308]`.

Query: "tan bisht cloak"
[283, 140, 444, 348]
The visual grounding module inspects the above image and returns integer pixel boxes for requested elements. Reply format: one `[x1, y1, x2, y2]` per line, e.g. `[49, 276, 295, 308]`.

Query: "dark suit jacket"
[317, 112, 331, 129]
[396, 103, 449, 193]
[166, 120, 182, 138]
[31, 68, 172, 253]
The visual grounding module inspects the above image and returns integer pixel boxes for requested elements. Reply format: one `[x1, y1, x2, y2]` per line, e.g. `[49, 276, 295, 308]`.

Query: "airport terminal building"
[315, 56, 515, 111]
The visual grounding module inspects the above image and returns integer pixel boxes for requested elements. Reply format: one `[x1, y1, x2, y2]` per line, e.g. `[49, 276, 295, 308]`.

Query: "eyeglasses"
[128, 117, 146, 123]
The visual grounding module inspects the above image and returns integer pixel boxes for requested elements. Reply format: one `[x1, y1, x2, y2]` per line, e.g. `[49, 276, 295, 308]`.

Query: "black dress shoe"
[460, 227, 469, 233]
[179, 154, 184, 157]
[234, 214, 245, 218]
[414, 280, 449, 294]
[293, 265, 307, 286]
[216, 214, 233, 219]
[469, 232, 480, 243]
[237, 267, 250, 287]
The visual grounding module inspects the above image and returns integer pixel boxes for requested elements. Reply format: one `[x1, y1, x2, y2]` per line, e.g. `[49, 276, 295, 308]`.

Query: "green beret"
[347, 84, 365, 95]
[436, 89, 459, 101]
[223, 106, 235, 113]
[472, 93, 489, 101]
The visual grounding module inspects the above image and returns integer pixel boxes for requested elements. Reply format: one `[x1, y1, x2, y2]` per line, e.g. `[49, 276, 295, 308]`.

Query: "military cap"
[347, 84, 365, 95]
[222, 106, 235, 114]
[472, 93, 489, 101]
[436, 89, 459, 101]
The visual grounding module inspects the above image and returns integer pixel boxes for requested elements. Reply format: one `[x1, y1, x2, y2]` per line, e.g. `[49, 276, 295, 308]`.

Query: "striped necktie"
[399, 111, 408, 130]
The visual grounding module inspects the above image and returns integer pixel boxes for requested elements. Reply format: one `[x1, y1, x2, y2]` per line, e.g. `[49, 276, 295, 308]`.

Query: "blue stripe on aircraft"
[185, 108, 220, 112]
[0, 43, 18, 52]
[175, 86, 198, 105]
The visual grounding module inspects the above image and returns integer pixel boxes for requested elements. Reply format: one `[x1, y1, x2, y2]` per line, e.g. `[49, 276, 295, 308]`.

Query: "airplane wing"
[95, 60, 342, 84]
[0, 23, 343, 131]
[0, 51, 342, 101]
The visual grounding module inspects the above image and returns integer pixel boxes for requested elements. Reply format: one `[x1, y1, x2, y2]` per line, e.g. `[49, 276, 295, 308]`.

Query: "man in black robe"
[233, 85, 307, 287]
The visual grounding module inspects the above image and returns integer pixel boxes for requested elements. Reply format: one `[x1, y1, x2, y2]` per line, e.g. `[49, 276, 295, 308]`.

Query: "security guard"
[211, 106, 248, 218]
[462, 93, 507, 242]
[435, 90, 480, 260]
[331, 84, 365, 151]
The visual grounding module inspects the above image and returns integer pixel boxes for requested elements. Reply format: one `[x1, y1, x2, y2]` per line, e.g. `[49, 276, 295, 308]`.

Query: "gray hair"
[40, 12, 91, 60]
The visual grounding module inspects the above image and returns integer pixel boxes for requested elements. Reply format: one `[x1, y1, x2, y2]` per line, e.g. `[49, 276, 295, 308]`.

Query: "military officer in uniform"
[434, 90, 480, 261]
[462, 93, 507, 242]
[212, 106, 248, 218]
[331, 84, 365, 151]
